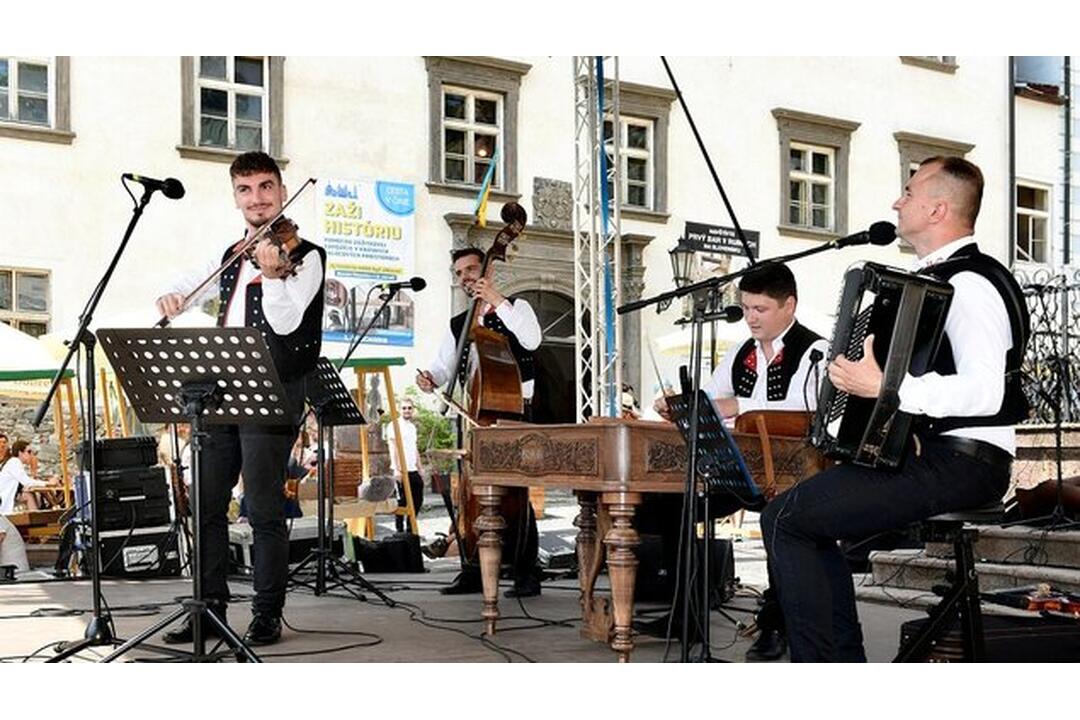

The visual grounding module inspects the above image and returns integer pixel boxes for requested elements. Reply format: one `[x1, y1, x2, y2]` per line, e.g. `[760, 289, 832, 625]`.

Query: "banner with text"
[317, 178, 417, 347]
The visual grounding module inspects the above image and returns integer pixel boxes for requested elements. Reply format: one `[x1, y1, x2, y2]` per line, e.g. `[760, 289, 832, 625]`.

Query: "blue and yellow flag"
[473, 145, 500, 228]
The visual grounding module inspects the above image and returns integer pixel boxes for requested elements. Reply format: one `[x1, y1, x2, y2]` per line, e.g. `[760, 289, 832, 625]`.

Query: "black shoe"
[422, 535, 449, 559]
[162, 610, 228, 645]
[504, 574, 541, 598]
[440, 570, 482, 595]
[243, 614, 282, 646]
[745, 627, 787, 661]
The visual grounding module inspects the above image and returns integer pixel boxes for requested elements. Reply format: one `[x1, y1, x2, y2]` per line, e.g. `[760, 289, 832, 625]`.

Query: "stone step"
[925, 525, 1080, 568]
[869, 549, 1080, 594]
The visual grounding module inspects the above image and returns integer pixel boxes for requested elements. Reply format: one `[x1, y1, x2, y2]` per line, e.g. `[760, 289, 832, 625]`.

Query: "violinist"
[155, 151, 325, 647]
[416, 247, 544, 598]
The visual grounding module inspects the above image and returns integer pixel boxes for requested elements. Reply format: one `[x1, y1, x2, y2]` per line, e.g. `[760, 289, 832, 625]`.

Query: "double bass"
[433, 202, 532, 570]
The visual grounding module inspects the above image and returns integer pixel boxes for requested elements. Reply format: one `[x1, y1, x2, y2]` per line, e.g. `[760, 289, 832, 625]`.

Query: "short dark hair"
[229, 151, 282, 183]
[738, 261, 797, 302]
[920, 155, 983, 228]
[451, 247, 485, 266]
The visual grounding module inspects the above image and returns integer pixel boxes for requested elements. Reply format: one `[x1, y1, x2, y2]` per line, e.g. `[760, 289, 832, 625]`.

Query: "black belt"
[926, 435, 1013, 468]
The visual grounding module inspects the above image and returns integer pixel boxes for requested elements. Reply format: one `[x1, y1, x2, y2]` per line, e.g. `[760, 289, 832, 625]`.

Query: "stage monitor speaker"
[353, 532, 424, 574]
[91, 525, 182, 578]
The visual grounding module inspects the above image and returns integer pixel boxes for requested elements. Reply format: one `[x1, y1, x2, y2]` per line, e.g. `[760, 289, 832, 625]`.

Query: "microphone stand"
[36, 183, 165, 661]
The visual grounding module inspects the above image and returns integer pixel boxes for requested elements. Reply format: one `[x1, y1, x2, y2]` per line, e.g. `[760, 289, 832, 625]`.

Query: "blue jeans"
[760, 437, 1010, 662]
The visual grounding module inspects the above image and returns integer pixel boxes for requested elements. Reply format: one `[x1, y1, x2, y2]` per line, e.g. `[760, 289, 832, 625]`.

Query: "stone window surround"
[425, 56, 531, 202]
[178, 56, 286, 165]
[772, 107, 860, 241]
[612, 81, 676, 223]
[0, 56, 74, 145]
[893, 131, 975, 191]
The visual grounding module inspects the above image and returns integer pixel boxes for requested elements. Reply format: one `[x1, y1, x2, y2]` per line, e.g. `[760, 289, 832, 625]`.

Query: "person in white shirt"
[762, 156, 1030, 662]
[0, 441, 57, 514]
[650, 262, 827, 658]
[416, 247, 544, 598]
[154, 151, 325, 647]
[385, 398, 424, 532]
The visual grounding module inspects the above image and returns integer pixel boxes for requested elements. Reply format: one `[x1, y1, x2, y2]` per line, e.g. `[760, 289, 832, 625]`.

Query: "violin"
[245, 216, 303, 278]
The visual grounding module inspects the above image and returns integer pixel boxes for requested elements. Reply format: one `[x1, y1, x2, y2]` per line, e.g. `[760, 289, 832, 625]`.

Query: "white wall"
[0, 56, 1032, 407]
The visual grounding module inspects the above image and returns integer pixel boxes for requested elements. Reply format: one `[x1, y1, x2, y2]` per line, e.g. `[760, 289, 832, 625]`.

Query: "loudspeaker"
[75, 466, 172, 531]
[900, 614, 1080, 662]
[93, 525, 181, 578]
[353, 533, 424, 573]
[635, 535, 735, 606]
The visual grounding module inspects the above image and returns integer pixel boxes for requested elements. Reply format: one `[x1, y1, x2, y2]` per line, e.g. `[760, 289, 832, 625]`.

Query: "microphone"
[377, 276, 427, 293]
[717, 305, 743, 323]
[834, 221, 896, 248]
[122, 174, 186, 199]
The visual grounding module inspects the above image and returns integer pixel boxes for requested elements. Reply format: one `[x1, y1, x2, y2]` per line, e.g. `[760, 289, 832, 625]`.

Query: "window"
[197, 56, 267, 151]
[773, 108, 859, 239]
[1016, 182, 1051, 265]
[425, 57, 531, 198]
[179, 56, 283, 162]
[787, 143, 834, 230]
[441, 86, 503, 188]
[604, 116, 654, 210]
[0, 56, 72, 144]
[0, 268, 51, 337]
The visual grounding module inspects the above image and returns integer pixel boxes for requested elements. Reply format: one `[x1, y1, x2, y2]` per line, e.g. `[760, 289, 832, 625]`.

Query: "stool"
[893, 502, 1004, 663]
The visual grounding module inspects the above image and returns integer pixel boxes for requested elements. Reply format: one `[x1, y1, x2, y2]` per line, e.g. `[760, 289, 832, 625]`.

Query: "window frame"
[0, 56, 73, 144]
[605, 114, 655, 211]
[787, 142, 835, 231]
[196, 56, 269, 152]
[440, 84, 505, 190]
[0, 266, 52, 337]
[1015, 180, 1052, 266]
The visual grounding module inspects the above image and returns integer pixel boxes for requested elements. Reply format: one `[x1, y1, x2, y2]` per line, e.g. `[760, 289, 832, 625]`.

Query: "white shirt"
[427, 298, 542, 400]
[162, 237, 324, 334]
[704, 320, 829, 415]
[898, 236, 1015, 455]
[385, 418, 419, 474]
[0, 457, 47, 515]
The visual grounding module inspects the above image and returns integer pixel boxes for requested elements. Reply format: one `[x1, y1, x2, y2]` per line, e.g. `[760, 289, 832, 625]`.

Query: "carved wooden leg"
[602, 491, 641, 663]
[474, 484, 505, 636]
[574, 491, 598, 612]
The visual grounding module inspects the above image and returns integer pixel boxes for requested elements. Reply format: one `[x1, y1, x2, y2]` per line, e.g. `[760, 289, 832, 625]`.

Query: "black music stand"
[287, 358, 393, 606]
[94, 327, 295, 663]
[666, 388, 761, 658]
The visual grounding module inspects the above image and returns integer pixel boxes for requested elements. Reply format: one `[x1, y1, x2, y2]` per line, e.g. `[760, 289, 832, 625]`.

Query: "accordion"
[811, 262, 953, 468]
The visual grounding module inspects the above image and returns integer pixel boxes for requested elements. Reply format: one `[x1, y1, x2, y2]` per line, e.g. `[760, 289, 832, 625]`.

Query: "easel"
[333, 357, 417, 538]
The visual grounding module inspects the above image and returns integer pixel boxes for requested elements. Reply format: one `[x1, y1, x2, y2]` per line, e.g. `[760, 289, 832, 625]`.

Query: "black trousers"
[761, 437, 1010, 662]
[197, 378, 304, 617]
[395, 470, 425, 532]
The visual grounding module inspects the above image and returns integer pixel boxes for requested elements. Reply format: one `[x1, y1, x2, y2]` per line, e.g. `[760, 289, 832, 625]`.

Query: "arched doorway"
[511, 289, 579, 424]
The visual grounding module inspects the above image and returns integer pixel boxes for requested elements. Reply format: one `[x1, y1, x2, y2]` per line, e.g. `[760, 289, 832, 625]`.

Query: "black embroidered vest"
[917, 244, 1030, 434]
[731, 321, 822, 402]
[449, 301, 536, 384]
[217, 239, 326, 382]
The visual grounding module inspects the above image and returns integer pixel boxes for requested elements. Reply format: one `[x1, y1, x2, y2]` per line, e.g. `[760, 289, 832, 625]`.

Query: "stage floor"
[0, 560, 922, 663]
